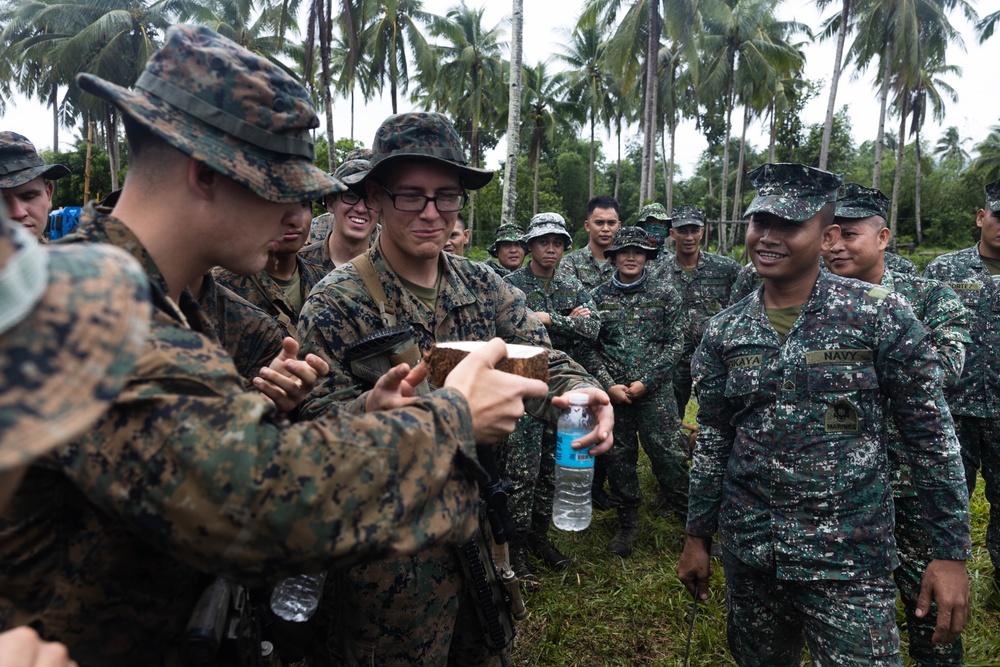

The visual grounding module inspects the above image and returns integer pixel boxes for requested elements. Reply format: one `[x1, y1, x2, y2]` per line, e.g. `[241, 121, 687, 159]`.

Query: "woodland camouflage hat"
[835, 183, 890, 220]
[985, 178, 1000, 213]
[333, 158, 372, 186]
[76, 24, 345, 204]
[0, 132, 70, 189]
[0, 202, 151, 470]
[360, 112, 494, 191]
[605, 225, 659, 259]
[521, 212, 572, 247]
[637, 203, 670, 224]
[488, 223, 525, 257]
[744, 163, 843, 222]
[671, 205, 706, 227]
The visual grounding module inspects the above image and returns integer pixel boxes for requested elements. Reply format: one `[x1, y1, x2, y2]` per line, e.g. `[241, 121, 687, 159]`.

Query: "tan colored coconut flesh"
[425, 341, 549, 388]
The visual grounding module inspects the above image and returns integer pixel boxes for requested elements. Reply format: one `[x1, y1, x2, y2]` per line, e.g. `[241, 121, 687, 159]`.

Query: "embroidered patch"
[781, 380, 796, 392]
[805, 349, 874, 364]
[866, 286, 890, 300]
[948, 281, 983, 291]
[726, 354, 762, 370]
[825, 399, 859, 432]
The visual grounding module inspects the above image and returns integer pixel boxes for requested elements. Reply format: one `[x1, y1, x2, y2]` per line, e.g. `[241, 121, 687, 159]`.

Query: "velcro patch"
[866, 286, 890, 300]
[805, 349, 874, 364]
[948, 281, 982, 291]
[726, 354, 762, 370]
[826, 399, 859, 432]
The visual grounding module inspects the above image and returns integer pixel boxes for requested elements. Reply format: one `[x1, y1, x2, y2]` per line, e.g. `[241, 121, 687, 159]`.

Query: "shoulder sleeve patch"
[866, 285, 890, 300]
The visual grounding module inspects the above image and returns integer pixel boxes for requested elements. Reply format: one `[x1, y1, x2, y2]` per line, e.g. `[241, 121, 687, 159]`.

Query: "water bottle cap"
[567, 392, 589, 406]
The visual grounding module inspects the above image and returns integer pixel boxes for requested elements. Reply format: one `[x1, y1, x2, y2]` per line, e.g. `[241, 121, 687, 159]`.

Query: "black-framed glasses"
[340, 191, 363, 206]
[379, 184, 468, 213]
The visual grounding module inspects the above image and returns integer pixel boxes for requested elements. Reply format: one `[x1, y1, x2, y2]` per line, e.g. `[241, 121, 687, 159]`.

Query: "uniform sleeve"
[876, 294, 972, 561]
[575, 292, 617, 389]
[922, 282, 970, 388]
[686, 320, 736, 538]
[56, 328, 481, 584]
[637, 285, 686, 393]
[547, 281, 602, 343]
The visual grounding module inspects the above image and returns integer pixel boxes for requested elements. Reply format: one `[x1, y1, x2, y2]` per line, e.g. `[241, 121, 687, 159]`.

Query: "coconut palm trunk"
[819, 0, 851, 170]
[889, 93, 908, 240]
[915, 126, 923, 244]
[872, 38, 894, 189]
[501, 0, 523, 228]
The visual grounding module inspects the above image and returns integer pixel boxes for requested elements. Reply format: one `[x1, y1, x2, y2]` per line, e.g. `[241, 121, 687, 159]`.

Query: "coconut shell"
[425, 341, 549, 388]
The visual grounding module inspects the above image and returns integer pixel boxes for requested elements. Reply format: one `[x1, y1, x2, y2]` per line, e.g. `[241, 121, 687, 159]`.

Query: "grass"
[510, 402, 1000, 666]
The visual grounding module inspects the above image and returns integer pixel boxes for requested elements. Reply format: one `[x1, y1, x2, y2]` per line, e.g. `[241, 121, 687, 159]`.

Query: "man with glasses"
[297, 111, 613, 666]
[301, 155, 378, 273]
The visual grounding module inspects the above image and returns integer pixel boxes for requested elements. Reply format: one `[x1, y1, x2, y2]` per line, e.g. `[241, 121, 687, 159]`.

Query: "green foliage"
[313, 136, 366, 172]
[41, 139, 123, 207]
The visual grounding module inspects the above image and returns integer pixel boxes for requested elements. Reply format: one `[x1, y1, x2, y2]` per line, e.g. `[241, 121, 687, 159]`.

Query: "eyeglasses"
[379, 185, 468, 213]
[340, 191, 362, 206]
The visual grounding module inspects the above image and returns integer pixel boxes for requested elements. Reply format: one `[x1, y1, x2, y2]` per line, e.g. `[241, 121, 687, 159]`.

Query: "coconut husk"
[424, 341, 549, 388]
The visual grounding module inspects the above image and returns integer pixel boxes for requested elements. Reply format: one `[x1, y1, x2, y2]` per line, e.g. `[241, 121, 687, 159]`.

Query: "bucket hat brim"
[354, 154, 494, 195]
[0, 163, 71, 190]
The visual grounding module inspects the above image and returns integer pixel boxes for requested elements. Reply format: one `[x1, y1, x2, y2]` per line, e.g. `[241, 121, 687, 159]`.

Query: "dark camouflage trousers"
[606, 390, 688, 514]
[723, 550, 901, 667]
[892, 495, 964, 666]
[501, 415, 556, 537]
[954, 415, 1000, 571]
[672, 350, 694, 419]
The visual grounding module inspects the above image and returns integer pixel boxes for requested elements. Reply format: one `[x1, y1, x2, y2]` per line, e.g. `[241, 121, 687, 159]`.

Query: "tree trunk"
[320, 4, 335, 172]
[533, 142, 540, 215]
[730, 106, 749, 228]
[889, 94, 908, 241]
[589, 115, 596, 201]
[83, 120, 93, 205]
[768, 100, 777, 163]
[872, 38, 894, 189]
[614, 117, 622, 200]
[500, 0, 524, 228]
[819, 0, 851, 170]
[350, 87, 355, 139]
[51, 85, 58, 152]
[915, 126, 922, 244]
[719, 63, 735, 251]
[667, 117, 676, 211]
[640, 0, 658, 204]
[105, 109, 120, 192]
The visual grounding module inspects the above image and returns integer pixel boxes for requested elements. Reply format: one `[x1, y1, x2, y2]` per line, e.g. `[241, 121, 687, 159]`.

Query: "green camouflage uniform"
[557, 245, 616, 291]
[924, 241, 1000, 575]
[484, 223, 524, 279]
[884, 251, 917, 275]
[582, 265, 688, 515]
[297, 233, 598, 664]
[483, 258, 510, 277]
[213, 253, 330, 330]
[195, 272, 288, 387]
[729, 261, 762, 303]
[503, 250, 600, 539]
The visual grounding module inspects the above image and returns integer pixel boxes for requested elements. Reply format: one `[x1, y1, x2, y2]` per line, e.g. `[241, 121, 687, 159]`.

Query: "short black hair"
[587, 196, 620, 218]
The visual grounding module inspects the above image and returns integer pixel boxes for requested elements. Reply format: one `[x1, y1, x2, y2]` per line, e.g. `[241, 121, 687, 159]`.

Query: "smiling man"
[677, 163, 971, 667]
[0, 132, 70, 241]
[484, 222, 525, 276]
[300, 156, 377, 272]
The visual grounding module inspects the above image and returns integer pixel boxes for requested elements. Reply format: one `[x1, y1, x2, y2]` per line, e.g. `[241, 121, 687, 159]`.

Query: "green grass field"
[510, 406, 1000, 666]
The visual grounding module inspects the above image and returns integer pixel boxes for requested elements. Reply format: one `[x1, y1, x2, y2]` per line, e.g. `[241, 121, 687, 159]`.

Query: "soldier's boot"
[527, 515, 572, 570]
[607, 507, 641, 557]
[509, 540, 540, 592]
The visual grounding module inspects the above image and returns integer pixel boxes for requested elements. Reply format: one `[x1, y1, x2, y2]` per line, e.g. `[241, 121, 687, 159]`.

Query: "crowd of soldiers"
[1, 22, 998, 667]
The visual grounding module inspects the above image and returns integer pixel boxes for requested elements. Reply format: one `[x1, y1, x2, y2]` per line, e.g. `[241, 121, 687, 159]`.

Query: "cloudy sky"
[1, 0, 993, 178]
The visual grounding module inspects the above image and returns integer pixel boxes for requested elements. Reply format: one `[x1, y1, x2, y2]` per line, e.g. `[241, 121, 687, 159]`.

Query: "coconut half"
[425, 341, 549, 387]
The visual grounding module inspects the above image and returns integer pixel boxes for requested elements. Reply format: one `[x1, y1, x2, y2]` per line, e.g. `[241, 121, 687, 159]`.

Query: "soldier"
[557, 195, 622, 511]
[729, 260, 762, 303]
[581, 226, 688, 556]
[296, 111, 613, 666]
[300, 156, 377, 273]
[0, 132, 70, 241]
[0, 26, 548, 665]
[0, 195, 150, 666]
[824, 182, 969, 666]
[484, 223, 525, 277]
[444, 214, 471, 256]
[306, 147, 374, 245]
[503, 212, 601, 584]
[924, 176, 1000, 594]
[635, 202, 672, 262]
[677, 163, 971, 666]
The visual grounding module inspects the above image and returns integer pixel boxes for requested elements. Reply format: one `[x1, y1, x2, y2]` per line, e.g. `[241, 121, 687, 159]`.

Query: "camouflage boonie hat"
[345, 147, 373, 162]
[671, 205, 706, 227]
[986, 178, 1000, 213]
[744, 163, 842, 222]
[333, 158, 372, 187]
[835, 183, 889, 220]
[637, 203, 670, 224]
[0, 132, 70, 189]
[0, 204, 151, 470]
[605, 226, 659, 259]
[488, 223, 525, 257]
[521, 212, 572, 247]
[357, 112, 494, 192]
[76, 25, 344, 204]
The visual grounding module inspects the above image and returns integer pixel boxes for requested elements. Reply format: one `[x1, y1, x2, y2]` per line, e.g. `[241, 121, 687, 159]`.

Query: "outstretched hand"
[365, 361, 430, 412]
[253, 337, 329, 413]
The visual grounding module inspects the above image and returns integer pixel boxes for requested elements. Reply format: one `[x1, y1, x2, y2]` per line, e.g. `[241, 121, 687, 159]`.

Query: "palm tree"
[971, 125, 1000, 183]
[815, 0, 853, 170]
[500, 0, 523, 228]
[977, 9, 1000, 41]
[933, 126, 968, 166]
[361, 0, 433, 114]
[522, 61, 574, 213]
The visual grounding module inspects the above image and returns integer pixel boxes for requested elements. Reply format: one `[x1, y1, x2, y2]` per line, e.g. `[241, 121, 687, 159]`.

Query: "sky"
[1, 0, 995, 180]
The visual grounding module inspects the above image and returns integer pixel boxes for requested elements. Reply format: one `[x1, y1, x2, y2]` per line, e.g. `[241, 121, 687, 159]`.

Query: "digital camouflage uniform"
[195, 272, 288, 387]
[0, 27, 486, 666]
[650, 205, 740, 415]
[925, 236, 1000, 577]
[581, 228, 689, 521]
[483, 223, 525, 278]
[213, 252, 329, 330]
[635, 202, 673, 274]
[296, 113, 599, 667]
[557, 244, 616, 291]
[502, 214, 599, 548]
[884, 251, 917, 275]
[689, 163, 971, 666]
[729, 261, 762, 303]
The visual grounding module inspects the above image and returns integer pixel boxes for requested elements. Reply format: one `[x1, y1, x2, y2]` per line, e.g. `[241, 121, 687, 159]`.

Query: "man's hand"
[625, 380, 647, 400]
[567, 305, 592, 318]
[443, 338, 549, 443]
[364, 361, 430, 412]
[551, 387, 614, 456]
[0, 627, 77, 667]
[253, 337, 329, 413]
[607, 384, 631, 405]
[676, 535, 712, 601]
[916, 558, 970, 645]
[535, 312, 552, 326]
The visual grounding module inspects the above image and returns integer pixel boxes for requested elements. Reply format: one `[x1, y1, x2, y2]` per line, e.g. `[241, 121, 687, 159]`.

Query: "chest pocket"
[723, 354, 763, 398]
[806, 363, 879, 392]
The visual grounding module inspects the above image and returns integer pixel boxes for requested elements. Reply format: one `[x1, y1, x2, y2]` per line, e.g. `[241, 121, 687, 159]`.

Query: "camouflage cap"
[986, 177, 1000, 213]
[835, 183, 889, 220]
[671, 205, 706, 227]
[521, 212, 572, 247]
[744, 163, 843, 222]
[0, 132, 70, 189]
[345, 147, 373, 161]
[359, 112, 494, 191]
[0, 203, 151, 470]
[76, 25, 344, 204]
[488, 223, 525, 257]
[637, 203, 670, 224]
[605, 225, 659, 259]
[333, 158, 372, 187]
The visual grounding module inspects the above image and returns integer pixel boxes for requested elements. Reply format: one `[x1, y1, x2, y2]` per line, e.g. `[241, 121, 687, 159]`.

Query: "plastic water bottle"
[552, 392, 595, 531]
[269, 572, 327, 622]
